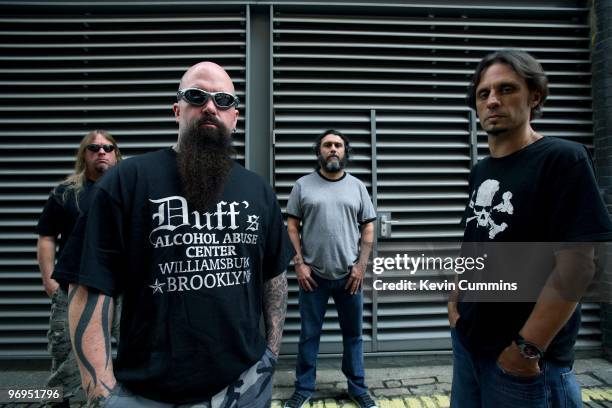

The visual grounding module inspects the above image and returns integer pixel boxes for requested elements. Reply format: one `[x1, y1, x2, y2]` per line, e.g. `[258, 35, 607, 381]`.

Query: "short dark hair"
[467, 49, 549, 119]
[313, 129, 351, 159]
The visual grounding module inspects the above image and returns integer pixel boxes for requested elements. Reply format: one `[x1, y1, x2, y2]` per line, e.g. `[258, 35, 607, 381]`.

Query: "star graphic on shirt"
[246, 215, 260, 232]
[149, 279, 166, 294]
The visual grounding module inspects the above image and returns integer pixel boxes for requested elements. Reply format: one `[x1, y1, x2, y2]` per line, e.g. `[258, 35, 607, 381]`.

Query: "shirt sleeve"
[70, 186, 126, 296]
[285, 181, 302, 220]
[549, 151, 612, 242]
[36, 191, 63, 237]
[358, 182, 377, 225]
[262, 189, 296, 281]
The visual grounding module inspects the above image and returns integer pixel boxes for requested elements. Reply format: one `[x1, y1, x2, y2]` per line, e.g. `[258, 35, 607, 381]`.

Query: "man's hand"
[37, 235, 58, 298]
[496, 342, 540, 377]
[345, 262, 365, 295]
[86, 379, 117, 407]
[43, 278, 59, 298]
[296, 263, 317, 292]
[447, 301, 460, 328]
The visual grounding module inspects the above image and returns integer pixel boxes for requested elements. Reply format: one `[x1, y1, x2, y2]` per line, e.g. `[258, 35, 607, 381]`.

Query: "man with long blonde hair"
[36, 130, 121, 407]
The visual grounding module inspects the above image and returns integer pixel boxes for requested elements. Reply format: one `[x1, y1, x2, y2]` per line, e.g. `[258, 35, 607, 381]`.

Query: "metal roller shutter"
[0, 5, 247, 358]
[271, 2, 596, 353]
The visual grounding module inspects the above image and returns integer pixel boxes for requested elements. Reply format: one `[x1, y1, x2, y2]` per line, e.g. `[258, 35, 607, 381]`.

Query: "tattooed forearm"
[67, 285, 78, 306]
[74, 290, 100, 387]
[101, 296, 112, 369]
[68, 285, 117, 404]
[263, 272, 288, 356]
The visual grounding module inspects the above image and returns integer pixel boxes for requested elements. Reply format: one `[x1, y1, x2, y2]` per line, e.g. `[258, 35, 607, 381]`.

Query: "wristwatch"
[515, 334, 544, 360]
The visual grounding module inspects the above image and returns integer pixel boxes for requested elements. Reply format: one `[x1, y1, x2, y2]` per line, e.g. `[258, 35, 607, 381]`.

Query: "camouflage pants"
[45, 288, 121, 406]
[104, 348, 277, 408]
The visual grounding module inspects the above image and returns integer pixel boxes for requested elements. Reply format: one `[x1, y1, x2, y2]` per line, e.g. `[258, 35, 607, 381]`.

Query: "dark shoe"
[283, 392, 310, 408]
[350, 393, 378, 408]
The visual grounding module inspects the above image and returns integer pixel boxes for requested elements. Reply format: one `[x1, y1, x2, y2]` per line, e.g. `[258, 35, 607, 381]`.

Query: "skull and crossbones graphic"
[466, 179, 514, 239]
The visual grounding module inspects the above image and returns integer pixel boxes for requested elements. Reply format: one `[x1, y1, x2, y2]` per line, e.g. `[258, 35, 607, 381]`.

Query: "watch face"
[520, 343, 541, 359]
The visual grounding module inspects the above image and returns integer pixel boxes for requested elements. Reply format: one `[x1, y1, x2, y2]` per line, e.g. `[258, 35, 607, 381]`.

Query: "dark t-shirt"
[52, 215, 87, 288]
[65, 148, 294, 404]
[457, 136, 612, 364]
[36, 180, 94, 256]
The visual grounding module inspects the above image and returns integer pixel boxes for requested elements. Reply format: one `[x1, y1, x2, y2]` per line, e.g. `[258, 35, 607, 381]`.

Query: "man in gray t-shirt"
[284, 130, 377, 408]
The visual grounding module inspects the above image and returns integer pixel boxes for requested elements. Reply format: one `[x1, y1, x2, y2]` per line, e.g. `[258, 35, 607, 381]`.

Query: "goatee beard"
[176, 117, 236, 212]
[318, 155, 346, 173]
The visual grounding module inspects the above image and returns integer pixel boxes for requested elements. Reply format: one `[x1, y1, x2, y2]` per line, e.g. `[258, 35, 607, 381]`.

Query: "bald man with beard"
[66, 62, 294, 407]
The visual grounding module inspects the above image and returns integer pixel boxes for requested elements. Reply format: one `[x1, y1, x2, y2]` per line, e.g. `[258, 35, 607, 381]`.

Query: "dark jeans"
[450, 328, 582, 407]
[295, 273, 367, 398]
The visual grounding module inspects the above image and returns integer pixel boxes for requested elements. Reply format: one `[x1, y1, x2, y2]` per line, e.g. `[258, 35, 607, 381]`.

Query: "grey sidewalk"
[1, 356, 612, 407]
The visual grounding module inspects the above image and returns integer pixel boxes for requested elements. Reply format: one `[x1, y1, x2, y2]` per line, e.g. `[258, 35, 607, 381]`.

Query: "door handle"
[378, 212, 398, 239]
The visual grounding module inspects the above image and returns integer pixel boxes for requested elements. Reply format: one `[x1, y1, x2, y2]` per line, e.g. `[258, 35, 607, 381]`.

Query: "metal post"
[245, 3, 272, 182]
[469, 109, 479, 167]
[370, 109, 379, 352]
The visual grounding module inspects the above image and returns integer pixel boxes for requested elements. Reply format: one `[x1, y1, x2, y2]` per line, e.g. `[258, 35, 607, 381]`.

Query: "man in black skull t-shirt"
[66, 62, 294, 407]
[448, 49, 612, 407]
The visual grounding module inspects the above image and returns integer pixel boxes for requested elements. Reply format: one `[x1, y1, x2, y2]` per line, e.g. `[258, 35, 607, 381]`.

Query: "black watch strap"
[515, 334, 544, 360]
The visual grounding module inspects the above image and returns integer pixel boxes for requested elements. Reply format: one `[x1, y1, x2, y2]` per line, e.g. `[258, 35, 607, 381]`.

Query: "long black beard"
[176, 118, 235, 212]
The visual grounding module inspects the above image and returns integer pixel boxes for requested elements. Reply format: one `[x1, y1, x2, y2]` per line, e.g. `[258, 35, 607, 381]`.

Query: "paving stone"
[435, 374, 452, 384]
[419, 396, 438, 408]
[368, 380, 385, 389]
[435, 395, 451, 408]
[582, 388, 612, 403]
[575, 359, 612, 375]
[593, 369, 612, 385]
[578, 374, 605, 387]
[272, 386, 295, 400]
[404, 397, 423, 408]
[313, 388, 341, 399]
[585, 401, 608, 408]
[401, 378, 436, 387]
[434, 382, 452, 393]
[321, 398, 343, 407]
[384, 380, 403, 388]
[376, 398, 407, 408]
[409, 385, 436, 396]
[373, 387, 410, 398]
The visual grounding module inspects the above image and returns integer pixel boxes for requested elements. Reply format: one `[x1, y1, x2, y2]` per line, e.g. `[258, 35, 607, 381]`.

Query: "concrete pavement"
[1, 356, 612, 407]
[271, 356, 612, 407]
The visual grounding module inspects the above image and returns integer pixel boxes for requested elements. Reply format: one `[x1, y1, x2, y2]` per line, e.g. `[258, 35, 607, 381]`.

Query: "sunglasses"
[86, 144, 115, 153]
[177, 88, 239, 109]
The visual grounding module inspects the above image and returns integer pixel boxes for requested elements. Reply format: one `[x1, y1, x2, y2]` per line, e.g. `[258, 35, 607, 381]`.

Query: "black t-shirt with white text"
[457, 136, 612, 364]
[68, 148, 294, 403]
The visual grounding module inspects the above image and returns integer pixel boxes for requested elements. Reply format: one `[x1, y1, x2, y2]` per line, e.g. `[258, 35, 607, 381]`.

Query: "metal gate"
[0, 1, 598, 358]
[0, 4, 248, 358]
[271, 2, 597, 354]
